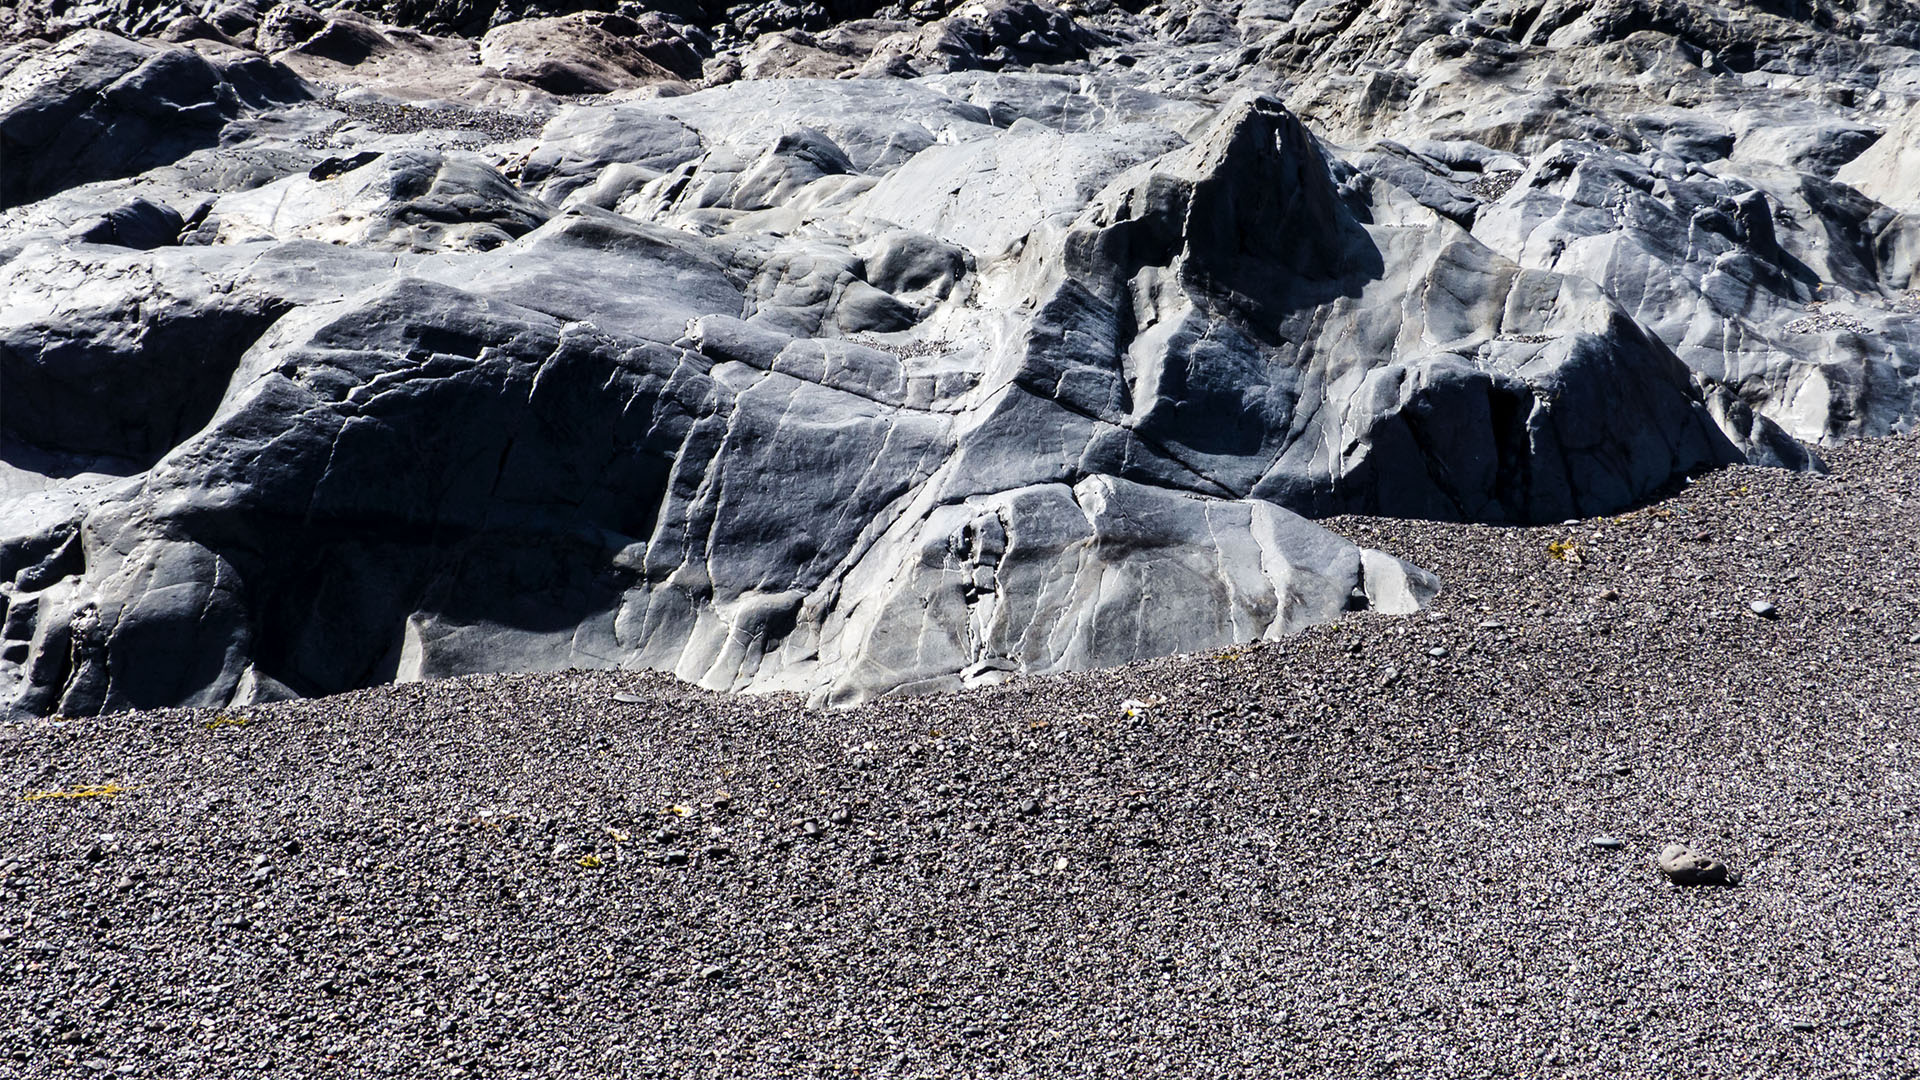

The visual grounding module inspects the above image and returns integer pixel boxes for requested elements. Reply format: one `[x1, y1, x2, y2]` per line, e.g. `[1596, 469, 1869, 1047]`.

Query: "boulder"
[737, 30, 864, 80]
[479, 13, 694, 95]
[0, 31, 309, 209]
[257, 3, 395, 64]
[0, 239, 403, 464]
[517, 104, 705, 203]
[69, 196, 187, 249]
[867, 0, 1104, 75]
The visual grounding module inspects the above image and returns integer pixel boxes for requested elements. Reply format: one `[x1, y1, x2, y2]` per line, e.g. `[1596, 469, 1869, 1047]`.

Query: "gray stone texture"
[1, 0, 1914, 715]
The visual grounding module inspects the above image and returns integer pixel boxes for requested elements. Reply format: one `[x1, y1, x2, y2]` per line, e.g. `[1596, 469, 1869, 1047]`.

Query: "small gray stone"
[1749, 600, 1779, 618]
[1658, 843, 1738, 886]
[1589, 836, 1625, 850]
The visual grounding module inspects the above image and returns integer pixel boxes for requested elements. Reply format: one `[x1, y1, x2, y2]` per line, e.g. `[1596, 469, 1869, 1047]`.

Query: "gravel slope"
[4, 435, 1919, 1079]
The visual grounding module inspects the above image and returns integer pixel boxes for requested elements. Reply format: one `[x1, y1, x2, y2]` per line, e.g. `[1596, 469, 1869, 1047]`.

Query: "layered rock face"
[1, 0, 1913, 715]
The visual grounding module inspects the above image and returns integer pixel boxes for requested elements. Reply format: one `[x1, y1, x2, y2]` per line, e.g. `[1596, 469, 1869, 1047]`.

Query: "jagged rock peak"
[1075, 93, 1373, 328]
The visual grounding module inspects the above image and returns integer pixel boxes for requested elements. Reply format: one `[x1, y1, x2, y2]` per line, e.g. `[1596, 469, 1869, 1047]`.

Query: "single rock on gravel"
[1658, 843, 1739, 887]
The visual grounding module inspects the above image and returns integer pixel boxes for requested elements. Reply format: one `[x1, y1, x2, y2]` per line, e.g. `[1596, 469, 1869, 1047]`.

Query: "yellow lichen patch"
[204, 714, 248, 730]
[666, 804, 693, 817]
[22, 782, 130, 801]
[1546, 539, 1584, 564]
[577, 854, 604, 869]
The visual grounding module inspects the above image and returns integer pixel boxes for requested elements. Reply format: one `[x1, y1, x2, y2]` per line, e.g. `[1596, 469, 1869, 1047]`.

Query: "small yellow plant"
[1546, 539, 1584, 564]
[204, 714, 248, 730]
[23, 782, 130, 801]
[577, 854, 604, 869]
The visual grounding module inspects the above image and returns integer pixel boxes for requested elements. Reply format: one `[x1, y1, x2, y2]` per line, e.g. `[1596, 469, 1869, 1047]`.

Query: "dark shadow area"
[0, 299, 290, 468]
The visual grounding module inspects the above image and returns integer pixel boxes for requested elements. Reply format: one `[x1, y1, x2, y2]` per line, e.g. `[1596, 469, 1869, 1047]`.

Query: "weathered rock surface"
[0, 30, 310, 207]
[1838, 104, 1920, 214]
[477, 12, 694, 94]
[1470, 138, 1920, 442]
[1, 0, 1915, 716]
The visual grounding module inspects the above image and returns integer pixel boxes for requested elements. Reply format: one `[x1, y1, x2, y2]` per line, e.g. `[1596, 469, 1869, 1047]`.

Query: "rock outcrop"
[0, 30, 309, 207]
[2, 0, 1914, 716]
[476, 12, 697, 94]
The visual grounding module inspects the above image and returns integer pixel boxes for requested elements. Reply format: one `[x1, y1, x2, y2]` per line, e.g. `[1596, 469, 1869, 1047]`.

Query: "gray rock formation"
[1469, 138, 1920, 442]
[476, 12, 698, 94]
[1, 0, 1914, 716]
[0, 30, 310, 207]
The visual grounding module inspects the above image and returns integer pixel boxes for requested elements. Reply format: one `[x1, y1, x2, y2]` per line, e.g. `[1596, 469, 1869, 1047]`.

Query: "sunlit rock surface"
[2, 0, 1914, 715]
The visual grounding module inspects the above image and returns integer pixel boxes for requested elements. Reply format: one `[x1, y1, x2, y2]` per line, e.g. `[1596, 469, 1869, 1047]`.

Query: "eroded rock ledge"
[2, 0, 1914, 715]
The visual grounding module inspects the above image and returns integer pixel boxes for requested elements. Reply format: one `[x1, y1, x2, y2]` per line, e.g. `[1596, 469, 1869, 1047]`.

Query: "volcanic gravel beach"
[4, 435, 1919, 1079]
